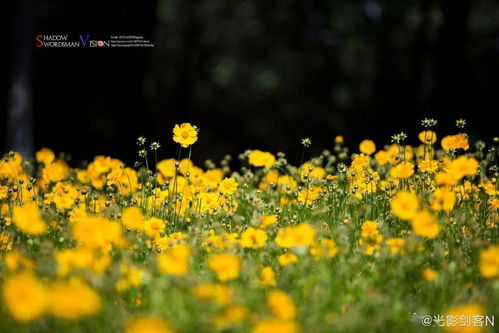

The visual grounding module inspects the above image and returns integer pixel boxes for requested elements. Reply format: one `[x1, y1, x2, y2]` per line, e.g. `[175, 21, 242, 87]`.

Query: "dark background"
[2, 0, 498, 166]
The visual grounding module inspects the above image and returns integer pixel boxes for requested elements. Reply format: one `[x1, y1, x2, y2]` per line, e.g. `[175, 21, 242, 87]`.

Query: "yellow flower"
[248, 150, 276, 169]
[436, 172, 458, 186]
[125, 316, 175, 333]
[431, 187, 456, 212]
[441, 134, 469, 151]
[212, 305, 248, 329]
[172, 123, 198, 148]
[48, 278, 101, 320]
[144, 217, 166, 239]
[274, 223, 316, 248]
[155, 232, 187, 250]
[13, 202, 47, 235]
[418, 159, 438, 173]
[297, 186, 322, 205]
[208, 253, 241, 282]
[3, 272, 47, 322]
[54, 247, 101, 276]
[421, 268, 437, 282]
[202, 168, 224, 187]
[310, 238, 338, 260]
[0, 231, 12, 251]
[259, 266, 277, 286]
[4, 251, 35, 271]
[418, 130, 437, 144]
[116, 265, 144, 291]
[389, 162, 414, 179]
[42, 160, 69, 183]
[260, 215, 278, 228]
[488, 198, 499, 210]
[218, 177, 238, 195]
[278, 253, 298, 266]
[0, 185, 8, 199]
[411, 211, 440, 239]
[73, 215, 125, 249]
[156, 158, 177, 179]
[390, 191, 419, 220]
[360, 220, 380, 238]
[240, 227, 268, 249]
[278, 175, 298, 191]
[479, 246, 499, 279]
[443, 303, 486, 333]
[299, 163, 326, 180]
[359, 220, 383, 255]
[191, 283, 232, 305]
[252, 319, 299, 333]
[374, 150, 390, 166]
[267, 290, 296, 320]
[36, 147, 55, 165]
[359, 139, 376, 155]
[106, 167, 123, 187]
[157, 244, 191, 276]
[385, 238, 405, 254]
[448, 156, 479, 180]
[350, 154, 370, 170]
[121, 207, 145, 231]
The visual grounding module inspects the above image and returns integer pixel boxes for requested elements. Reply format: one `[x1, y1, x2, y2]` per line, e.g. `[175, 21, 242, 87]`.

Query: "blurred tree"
[7, 0, 37, 157]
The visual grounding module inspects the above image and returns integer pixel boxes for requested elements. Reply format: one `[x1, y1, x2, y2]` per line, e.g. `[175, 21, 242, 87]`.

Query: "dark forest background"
[2, 0, 499, 166]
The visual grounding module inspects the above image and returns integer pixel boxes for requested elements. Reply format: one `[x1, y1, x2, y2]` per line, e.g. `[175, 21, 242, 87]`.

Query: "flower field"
[0, 120, 497, 332]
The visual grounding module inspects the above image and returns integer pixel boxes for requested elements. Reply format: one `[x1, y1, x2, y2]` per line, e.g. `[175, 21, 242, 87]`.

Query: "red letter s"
[36, 35, 43, 47]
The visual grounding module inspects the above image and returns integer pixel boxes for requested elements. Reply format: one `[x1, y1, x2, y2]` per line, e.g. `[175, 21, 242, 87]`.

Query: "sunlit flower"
[218, 177, 238, 195]
[172, 123, 198, 148]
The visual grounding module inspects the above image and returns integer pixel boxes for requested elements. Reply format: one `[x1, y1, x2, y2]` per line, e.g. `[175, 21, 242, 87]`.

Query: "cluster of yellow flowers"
[0, 121, 497, 332]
